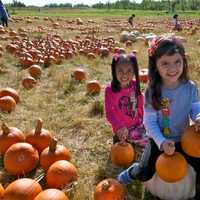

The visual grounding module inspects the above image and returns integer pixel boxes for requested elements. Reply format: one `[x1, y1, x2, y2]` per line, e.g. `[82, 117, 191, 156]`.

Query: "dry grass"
[0, 11, 200, 200]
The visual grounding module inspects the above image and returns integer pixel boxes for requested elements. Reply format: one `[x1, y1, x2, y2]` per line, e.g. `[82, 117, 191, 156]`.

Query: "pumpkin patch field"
[0, 8, 200, 200]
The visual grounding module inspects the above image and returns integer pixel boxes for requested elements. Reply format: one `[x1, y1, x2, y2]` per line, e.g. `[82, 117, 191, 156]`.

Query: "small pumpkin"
[3, 178, 42, 200]
[181, 125, 200, 157]
[155, 152, 188, 182]
[40, 137, 71, 171]
[34, 189, 69, 200]
[46, 160, 78, 189]
[139, 68, 149, 83]
[94, 178, 124, 200]
[111, 141, 135, 167]
[72, 68, 86, 81]
[86, 80, 101, 94]
[28, 65, 42, 79]
[26, 118, 53, 153]
[0, 96, 16, 112]
[0, 123, 25, 155]
[22, 76, 37, 90]
[4, 142, 39, 175]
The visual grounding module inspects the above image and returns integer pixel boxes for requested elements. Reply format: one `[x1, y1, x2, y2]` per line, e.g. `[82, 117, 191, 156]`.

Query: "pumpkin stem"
[102, 180, 110, 190]
[2, 123, 10, 135]
[49, 137, 57, 152]
[35, 118, 43, 135]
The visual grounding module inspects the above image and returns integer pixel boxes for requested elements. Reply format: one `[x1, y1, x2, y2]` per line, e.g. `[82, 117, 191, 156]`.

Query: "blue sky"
[3, 0, 142, 7]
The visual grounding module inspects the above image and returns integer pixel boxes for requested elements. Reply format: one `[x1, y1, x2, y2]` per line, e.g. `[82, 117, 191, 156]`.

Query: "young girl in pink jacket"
[104, 53, 148, 147]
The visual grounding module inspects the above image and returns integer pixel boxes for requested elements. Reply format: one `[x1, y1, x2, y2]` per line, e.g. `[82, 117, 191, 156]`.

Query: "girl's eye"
[175, 59, 181, 64]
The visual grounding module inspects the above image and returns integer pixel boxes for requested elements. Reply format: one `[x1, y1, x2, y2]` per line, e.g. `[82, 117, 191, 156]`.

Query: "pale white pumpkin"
[143, 165, 196, 200]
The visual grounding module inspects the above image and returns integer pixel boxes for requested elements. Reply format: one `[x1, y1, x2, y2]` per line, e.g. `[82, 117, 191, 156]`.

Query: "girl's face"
[156, 53, 184, 88]
[116, 63, 134, 88]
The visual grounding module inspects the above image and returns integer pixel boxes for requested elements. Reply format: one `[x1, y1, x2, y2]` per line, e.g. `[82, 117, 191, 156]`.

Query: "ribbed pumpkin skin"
[3, 178, 42, 200]
[34, 189, 69, 200]
[94, 178, 124, 200]
[0, 96, 16, 112]
[86, 80, 101, 94]
[144, 165, 196, 200]
[46, 160, 78, 189]
[181, 125, 200, 157]
[0, 87, 19, 103]
[155, 152, 188, 182]
[0, 183, 4, 198]
[111, 142, 135, 167]
[4, 142, 39, 175]
[26, 119, 53, 153]
[0, 124, 25, 155]
[40, 144, 71, 171]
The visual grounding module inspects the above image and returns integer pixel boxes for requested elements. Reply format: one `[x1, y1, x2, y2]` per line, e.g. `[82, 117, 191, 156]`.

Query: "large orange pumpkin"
[0, 88, 19, 103]
[26, 118, 53, 153]
[86, 80, 101, 94]
[0, 96, 16, 112]
[3, 178, 42, 200]
[4, 142, 39, 175]
[0, 123, 25, 155]
[40, 137, 71, 171]
[94, 178, 124, 200]
[22, 76, 37, 90]
[181, 125, 200, 157]
[46, 160, 78, 189]
[34, 189, 69, 200]
[111, 142, 135, 167]
[155, 152, 188, 182]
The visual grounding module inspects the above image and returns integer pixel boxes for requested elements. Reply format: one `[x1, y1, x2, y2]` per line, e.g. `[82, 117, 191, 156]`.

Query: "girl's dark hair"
[173, 14, 178, 19]
[146, 38, 189, 110]
[111, 53, 141, 96]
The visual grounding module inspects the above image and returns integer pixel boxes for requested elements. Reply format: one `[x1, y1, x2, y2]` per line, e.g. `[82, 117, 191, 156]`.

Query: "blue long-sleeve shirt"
[144, 80, 200, 149]
[0, 4, 8, 20]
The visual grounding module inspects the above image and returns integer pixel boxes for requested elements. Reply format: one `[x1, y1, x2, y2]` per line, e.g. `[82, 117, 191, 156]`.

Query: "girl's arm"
[104, 87, 124, 131]
[190, 86, 200, 121]
[144, 106, 166, 149]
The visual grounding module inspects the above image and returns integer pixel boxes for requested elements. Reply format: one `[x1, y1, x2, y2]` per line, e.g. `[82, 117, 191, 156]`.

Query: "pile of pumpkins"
[0, 118, 78, 200]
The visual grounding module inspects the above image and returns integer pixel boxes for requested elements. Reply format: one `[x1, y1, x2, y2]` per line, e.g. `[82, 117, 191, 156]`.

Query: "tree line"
[7, 0, 200, 11]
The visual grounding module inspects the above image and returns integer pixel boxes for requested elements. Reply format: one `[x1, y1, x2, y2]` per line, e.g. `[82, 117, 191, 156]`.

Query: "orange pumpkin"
[34, 189, 69, 200]
[46, 160, 78, 189]
[4, 142, 39, 175]
[181, 125, 200, 157]
[22, 76, 37, 90]
[0, 96, 16, 112]
[28, 65, 42, 79]
[155, 152, 188, 182]
[0, 123, 25, 155]
[0, 87, 19, 103]
[94, 178, 124, 200]
[26, 118, 53, 153]
[3, 178, 42, 200]
[0, 183, 4, 198]
[111, 142, 135, 167]
[86, 80, 101, 94]
[139, 68, 149, 83]
[73, 68, 86, 81]
[40, 137, 71, 171]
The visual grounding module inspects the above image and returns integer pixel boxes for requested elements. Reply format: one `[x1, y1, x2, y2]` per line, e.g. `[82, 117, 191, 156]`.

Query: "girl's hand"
[194, 118, 200, 132]
[116, 127, 128, 142]
[161, 140, 175, 156]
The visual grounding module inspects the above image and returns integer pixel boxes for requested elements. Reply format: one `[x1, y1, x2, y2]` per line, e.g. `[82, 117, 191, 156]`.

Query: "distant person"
[172, 14, 182, 31]
[0, 0, 9, 27]
[128, 14, 135, 28]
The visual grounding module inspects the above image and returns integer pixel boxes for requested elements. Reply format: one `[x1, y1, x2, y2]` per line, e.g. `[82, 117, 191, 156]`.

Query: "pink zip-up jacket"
[104, 80, 144, 134]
